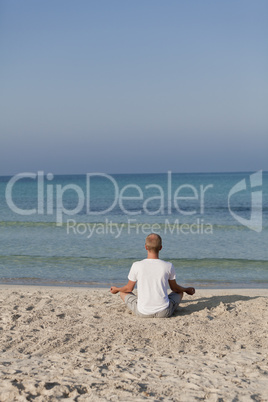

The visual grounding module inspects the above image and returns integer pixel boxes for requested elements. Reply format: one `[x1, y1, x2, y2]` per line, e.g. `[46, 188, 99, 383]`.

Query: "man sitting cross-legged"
[110, 233, 195, 318]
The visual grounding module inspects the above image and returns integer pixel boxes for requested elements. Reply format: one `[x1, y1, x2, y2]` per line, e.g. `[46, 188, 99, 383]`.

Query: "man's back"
[110, 233, 195, 318]
[128, 258, 176, 315]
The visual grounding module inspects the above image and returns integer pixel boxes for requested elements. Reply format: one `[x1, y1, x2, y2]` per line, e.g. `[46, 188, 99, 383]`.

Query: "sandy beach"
[0, 286, 267, 401]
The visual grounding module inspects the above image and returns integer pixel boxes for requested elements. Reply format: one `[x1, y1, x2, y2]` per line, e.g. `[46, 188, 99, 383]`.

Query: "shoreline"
[1, 283, 268, 293]
[1, 281, 268, 290]
[0, 285, 267, 400]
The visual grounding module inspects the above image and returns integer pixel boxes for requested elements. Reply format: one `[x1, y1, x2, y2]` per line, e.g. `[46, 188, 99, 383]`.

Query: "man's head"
[145, 233, 162, 253]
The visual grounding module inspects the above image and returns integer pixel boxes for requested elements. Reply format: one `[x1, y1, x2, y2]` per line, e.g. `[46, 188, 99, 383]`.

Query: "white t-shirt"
[128, 258, 176, 315]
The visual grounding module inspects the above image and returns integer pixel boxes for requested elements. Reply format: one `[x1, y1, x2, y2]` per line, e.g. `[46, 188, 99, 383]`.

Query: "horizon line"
[0, 169, 266, 178]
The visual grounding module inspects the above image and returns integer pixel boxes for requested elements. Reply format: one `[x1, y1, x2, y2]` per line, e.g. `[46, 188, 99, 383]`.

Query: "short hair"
[145, 233, 162, 252]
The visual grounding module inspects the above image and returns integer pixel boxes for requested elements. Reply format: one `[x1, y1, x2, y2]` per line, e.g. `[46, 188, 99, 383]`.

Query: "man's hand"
[169, 280, 195, 295]
[185, 287, 195, 295]
[110, 286, 119, 294]
[110, 281, 136, 295]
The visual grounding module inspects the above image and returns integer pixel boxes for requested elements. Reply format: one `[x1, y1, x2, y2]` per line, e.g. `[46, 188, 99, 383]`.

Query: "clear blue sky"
[1, 0, 267, 174]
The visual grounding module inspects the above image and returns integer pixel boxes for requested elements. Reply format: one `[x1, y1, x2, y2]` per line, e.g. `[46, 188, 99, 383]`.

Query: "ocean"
[0, 171, 267, 288]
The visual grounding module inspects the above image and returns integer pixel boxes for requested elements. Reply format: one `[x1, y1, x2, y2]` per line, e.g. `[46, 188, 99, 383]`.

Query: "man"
[110, 233, 195, 318]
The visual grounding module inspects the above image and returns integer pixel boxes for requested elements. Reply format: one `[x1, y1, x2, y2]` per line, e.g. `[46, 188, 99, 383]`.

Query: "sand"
[0, 286, 267, 401]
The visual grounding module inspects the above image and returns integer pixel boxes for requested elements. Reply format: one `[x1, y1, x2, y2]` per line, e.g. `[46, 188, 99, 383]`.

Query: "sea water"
[0, 171, 267, 288]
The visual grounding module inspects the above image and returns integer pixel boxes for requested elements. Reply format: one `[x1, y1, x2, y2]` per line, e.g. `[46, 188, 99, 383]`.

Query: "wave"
[1, 255, 267, 288]
[0, 277, 104, 287]
[0, 254, 267, 265]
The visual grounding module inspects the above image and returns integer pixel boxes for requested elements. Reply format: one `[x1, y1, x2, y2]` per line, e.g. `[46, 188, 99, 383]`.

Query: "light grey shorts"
[124, 292, 182, 318]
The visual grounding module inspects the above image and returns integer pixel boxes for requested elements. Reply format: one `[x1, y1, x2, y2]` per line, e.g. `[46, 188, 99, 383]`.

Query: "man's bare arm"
[110, 280, 136, 294]
[168, 279, 195, 295]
